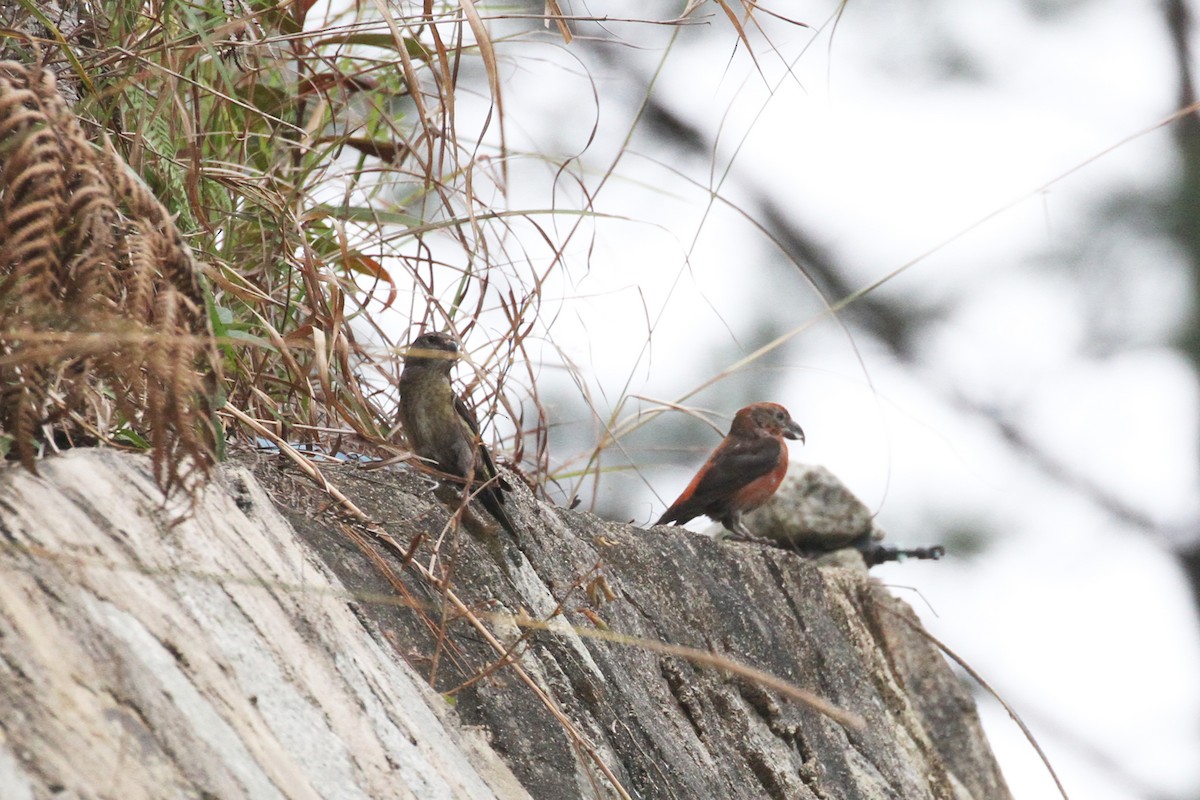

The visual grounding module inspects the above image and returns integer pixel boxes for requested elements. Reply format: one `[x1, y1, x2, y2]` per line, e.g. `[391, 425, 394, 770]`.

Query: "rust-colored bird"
[398, 332, 518, 537]
[656, 402, 805, 540]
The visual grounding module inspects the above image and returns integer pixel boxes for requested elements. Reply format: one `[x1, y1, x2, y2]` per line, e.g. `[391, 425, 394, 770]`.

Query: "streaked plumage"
[398, 332, 518, 537]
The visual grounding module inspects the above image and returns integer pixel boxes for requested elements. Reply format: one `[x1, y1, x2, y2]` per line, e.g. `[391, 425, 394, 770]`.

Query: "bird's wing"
[454, 394, 512, 491]
[453, 394, 481, 436]
[454, 393, 518, 536]
[659, 436, 781, 523]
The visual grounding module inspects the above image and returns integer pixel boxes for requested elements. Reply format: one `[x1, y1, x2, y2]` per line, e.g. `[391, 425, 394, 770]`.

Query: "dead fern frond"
[0, 61, 221, 493]
[0, 67, 67, 304]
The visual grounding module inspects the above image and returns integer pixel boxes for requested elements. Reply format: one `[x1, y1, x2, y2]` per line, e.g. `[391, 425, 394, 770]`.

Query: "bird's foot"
[715, 529, 775, 546]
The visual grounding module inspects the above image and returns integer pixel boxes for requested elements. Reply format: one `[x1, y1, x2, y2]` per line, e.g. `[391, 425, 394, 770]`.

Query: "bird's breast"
[399, 383, 471, 474]
[729, 438, 789, 512]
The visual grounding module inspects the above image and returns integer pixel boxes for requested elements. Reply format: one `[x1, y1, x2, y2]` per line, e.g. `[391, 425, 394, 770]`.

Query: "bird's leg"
[716, 513, 773, 546]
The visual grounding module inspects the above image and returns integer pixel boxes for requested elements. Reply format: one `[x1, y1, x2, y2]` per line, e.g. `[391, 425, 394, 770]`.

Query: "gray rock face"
[0, 450, 527, 800]
[0, 449, 1011, 799]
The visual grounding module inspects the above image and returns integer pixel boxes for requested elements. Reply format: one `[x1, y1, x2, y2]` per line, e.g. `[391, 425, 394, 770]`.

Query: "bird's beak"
[405, 345, 456, 363]
[784, 421, 805, 443]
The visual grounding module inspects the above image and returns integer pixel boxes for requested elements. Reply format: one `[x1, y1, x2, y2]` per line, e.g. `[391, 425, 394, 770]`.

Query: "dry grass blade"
[542, 0, 574, 43]
[713, 0, 763, 78]
[522, 615, 865, 731]
[879, 604, 1070, 800]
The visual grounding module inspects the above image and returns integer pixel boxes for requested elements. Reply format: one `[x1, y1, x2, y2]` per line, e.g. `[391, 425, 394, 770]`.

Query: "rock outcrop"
[0, 449, 1011, 799]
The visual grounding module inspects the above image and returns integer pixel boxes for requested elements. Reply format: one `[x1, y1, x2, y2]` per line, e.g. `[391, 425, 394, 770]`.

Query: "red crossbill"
[398, 332, 518, 537]
[656, 402, 805, 540]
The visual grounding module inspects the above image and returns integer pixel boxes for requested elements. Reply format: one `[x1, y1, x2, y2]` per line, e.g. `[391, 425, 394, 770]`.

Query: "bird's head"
[404, 331, 459, 374]
[733, 402, 805, 443]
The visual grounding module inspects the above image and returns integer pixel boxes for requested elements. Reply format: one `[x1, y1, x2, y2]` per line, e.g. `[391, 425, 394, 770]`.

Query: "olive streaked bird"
[398, 332, 518, 537]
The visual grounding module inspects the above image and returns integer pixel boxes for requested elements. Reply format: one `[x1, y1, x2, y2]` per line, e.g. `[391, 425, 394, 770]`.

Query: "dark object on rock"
[858, 539, 947, 567]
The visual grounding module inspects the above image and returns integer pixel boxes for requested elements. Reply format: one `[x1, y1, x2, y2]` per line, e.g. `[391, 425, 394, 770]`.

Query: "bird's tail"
[477, 483, 519, 538]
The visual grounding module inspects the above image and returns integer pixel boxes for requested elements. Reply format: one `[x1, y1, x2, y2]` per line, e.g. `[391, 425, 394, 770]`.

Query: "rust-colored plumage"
[656, 402, 805, 540]
[398, 332, 518, 537]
